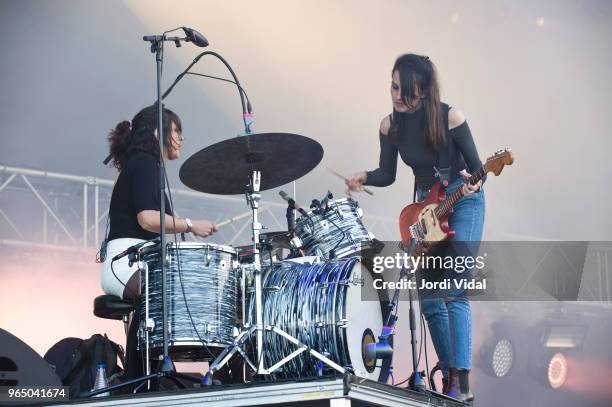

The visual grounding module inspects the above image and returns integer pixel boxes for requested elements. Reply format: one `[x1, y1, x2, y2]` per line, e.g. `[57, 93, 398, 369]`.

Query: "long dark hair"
[389, 53, 445, 149]
[107, 104, 182, 171]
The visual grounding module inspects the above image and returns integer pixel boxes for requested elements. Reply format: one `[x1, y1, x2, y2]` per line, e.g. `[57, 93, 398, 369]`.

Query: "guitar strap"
[410, 104, 453, 203]
[436, 103, 453, 189]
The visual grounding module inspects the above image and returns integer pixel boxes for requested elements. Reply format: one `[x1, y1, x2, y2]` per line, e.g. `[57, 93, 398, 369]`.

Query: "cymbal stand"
[203, 171, 346, 384]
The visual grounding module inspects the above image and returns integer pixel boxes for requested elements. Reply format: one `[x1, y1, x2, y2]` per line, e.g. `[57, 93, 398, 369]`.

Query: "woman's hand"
[345, 172, 368, 196]
[191, 220, 218, 238]
[459, 169, 482, 195]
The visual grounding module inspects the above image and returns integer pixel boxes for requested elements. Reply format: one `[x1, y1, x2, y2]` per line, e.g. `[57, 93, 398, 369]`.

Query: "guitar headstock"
[484, 148, 514, 176]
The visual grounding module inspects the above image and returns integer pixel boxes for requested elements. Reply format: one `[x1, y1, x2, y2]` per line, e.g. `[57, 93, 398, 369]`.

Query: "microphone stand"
[365, 237, 427, 391]
[85, 31, 205, 397]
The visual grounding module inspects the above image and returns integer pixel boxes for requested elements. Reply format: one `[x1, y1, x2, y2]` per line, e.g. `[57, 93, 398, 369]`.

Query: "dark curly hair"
[389, 53, 445, 150]
[107, 104, 182, 171]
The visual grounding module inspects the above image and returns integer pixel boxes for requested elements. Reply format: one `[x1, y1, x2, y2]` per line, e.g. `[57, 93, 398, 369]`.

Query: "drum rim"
[296, 197, 360, 222]
[139, 241, 238, 255]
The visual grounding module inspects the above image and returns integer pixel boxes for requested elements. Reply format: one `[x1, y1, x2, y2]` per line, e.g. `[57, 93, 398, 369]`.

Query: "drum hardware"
[202, 171, 348, 383]
[265, 285, 282, 292]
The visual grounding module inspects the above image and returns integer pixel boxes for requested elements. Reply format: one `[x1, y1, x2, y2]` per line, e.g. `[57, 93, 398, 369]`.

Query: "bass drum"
[248, 257, 392, 381]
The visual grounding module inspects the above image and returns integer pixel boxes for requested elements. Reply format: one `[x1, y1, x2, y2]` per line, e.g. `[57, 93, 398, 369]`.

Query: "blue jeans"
[416, 177, 485, 374]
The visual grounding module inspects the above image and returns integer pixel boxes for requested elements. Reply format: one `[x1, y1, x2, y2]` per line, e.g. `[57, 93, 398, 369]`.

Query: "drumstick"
[216, 208, 259, 228]
[327, 167, 374, 196]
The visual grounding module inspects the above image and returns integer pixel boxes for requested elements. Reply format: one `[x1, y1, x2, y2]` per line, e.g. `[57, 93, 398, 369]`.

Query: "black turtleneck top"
[364, 103, 483, 191]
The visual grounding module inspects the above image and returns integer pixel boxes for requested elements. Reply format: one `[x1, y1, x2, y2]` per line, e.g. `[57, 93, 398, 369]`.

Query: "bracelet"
[184, 218, 193, 233]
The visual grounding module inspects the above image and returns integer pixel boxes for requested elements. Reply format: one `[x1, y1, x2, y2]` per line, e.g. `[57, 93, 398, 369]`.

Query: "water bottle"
[92, 363, 110, 397]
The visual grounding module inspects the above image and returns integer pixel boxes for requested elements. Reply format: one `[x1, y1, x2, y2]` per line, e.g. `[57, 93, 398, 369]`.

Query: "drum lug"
[145, 318, 155, 332]
[350, 277, 364, 286]
[290, 236, 303, 249]
[357, 207, 364, 218]
[232, 260, 241, 269]
[337, 319, 348, 329]
[321, 220, 329, 230]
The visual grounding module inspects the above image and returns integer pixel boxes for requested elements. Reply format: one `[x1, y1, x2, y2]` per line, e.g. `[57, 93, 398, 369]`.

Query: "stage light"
[450, 13, 459, 24]
[547, 352, 568, 389]
[527, 311, 583, 389]
[491, 338, 514, 378]
[536, 17, 545, 27]
[541, 324, 586, 349]
[478, 330, 515, 378]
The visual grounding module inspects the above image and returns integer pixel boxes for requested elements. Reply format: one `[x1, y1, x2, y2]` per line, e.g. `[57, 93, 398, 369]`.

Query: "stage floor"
[37, 375, 466, 407]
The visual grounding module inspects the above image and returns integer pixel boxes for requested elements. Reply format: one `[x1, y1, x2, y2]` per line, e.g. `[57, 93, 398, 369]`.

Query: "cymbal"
[180, 133, 323, 195]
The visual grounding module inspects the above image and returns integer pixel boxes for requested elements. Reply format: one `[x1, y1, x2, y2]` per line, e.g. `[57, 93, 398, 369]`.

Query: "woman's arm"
[364, 115, 399, 187]
[137, 210, 217, 237]
[449, 107, 484, 192]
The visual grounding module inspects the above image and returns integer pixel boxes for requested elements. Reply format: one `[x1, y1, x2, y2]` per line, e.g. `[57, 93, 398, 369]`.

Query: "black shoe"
[446, 368, 474, 403]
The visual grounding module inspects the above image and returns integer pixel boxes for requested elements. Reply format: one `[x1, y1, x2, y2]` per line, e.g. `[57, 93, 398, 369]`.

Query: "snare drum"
[138, 242, 239, 361]
[246, 257, 392, 381]
[294, 198, 375, 260]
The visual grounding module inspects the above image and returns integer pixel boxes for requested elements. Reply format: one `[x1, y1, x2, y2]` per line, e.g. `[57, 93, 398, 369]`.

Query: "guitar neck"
[434, 167, 486, 219]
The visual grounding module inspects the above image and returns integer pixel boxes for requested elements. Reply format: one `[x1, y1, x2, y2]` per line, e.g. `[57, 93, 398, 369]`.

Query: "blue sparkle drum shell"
[246, 257, 392, 381]
[139, 242, 239, 361]
[294, 198, 375, 260]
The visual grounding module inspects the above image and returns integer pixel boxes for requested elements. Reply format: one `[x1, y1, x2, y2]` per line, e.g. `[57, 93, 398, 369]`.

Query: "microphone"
[320, 190, 333, 213]
[111, 237, 160, 262]
[279, 190, 310, 217]
[182, 27, 209, 47]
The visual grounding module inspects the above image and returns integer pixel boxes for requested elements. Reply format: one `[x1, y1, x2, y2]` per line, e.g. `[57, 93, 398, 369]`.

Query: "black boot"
[441, 377, 448, 394]
[446, 368, 474, 403]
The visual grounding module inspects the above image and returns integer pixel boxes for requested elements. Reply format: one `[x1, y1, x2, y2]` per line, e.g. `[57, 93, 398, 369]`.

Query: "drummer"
[101, 104, 218, 301]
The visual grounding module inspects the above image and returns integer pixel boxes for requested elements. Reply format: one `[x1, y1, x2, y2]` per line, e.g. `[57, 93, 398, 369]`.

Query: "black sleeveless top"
[364, 103, 483, 190]
[108, 151, 172, 241]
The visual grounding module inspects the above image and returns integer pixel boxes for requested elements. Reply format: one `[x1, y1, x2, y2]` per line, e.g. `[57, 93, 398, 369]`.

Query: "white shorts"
[100, 238, 145, 299]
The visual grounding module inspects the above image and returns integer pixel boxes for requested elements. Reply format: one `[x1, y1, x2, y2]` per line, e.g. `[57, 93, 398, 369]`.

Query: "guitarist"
[346, 54, 484, 402]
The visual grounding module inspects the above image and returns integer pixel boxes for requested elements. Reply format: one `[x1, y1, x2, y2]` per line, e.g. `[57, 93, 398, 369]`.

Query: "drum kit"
[132, 132, 391, 383]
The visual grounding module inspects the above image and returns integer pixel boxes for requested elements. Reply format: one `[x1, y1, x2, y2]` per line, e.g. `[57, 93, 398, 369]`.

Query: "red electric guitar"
[398, 148, 514, 250]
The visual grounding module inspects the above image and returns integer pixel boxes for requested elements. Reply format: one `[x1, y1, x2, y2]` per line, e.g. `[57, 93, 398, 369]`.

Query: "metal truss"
[0, 164, 398, 256]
